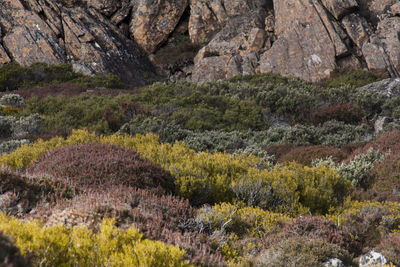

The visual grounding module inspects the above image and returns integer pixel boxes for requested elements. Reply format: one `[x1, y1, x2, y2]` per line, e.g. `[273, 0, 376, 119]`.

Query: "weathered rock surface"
[130, 0, 189, 53]
[359, 251, 388, 267]
[0, 0, 399, 84]
[357, 78, 400, 98]
[0, 0, 155, 86]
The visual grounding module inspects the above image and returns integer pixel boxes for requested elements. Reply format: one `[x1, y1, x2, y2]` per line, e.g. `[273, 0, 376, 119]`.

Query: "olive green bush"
[0, 62, 124, 91]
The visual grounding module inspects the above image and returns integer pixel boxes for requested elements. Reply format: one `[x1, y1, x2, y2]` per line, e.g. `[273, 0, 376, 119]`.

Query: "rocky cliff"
[0, 0, 399, 84]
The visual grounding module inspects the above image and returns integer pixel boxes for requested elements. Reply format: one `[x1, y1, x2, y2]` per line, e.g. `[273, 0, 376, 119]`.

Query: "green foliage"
[0, 94, 25, 107]
[0, 62, 124, 92]
[314, 148, 385, 187]
[20, 95, 138, 133]
[325, 70, 380, 88]
[0, 130, 351, 213]
[0, 139, 30, 155]
[0, 213, 191, 267]
[196, 203, 289, 238]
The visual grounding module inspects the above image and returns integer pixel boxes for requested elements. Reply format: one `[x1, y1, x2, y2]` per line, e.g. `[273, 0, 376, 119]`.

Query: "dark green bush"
[0, 62, 124, 92]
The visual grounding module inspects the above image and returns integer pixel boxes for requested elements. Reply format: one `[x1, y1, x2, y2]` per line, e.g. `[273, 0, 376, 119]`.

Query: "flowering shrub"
[0, 213, 191, 267]
[27, 143, 175, 193]
[314, 148, 385, 187]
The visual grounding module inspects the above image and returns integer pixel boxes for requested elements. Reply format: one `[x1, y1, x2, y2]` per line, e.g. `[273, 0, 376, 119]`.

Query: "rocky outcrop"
[0, 0, 155, 86]
[0, 0, 399, 84]
[130, 0, 188, 53]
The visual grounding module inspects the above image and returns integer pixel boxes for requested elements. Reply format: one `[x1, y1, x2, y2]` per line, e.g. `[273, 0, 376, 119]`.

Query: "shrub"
[247, 237, 353, 267]
[20, 95, 139, 134]
[1, 130, 351, 211]
[311, 103, 365, 125]
[0, 139, 31, 155]
[314, 148, 385, 188]
[196, 203, 289, 238]
[331, 201, 400, 249]
[0, 62, 125, 92]
[27, 143, 175, 193]
[0, 213, 190, 267]
[0, 169, 75, 216]
[282, 216, 361, 254]
[376, 234, 400, 266]
[0, 94, 25, 107]
[278, 145, 347, 166]
[32, 186, 224, 266]
[0, 232, 30, 267]
[325, 70, 380, 88]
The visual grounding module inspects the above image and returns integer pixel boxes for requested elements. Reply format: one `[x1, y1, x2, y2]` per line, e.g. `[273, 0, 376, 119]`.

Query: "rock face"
[0, 0, 399, 84]
[129, 0, 189, 53]
[189, 0, 400, 82]
[0, 0, 155, 86]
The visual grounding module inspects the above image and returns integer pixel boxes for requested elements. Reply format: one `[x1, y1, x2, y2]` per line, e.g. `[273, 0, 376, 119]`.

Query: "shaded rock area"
[0, 0, 155, 86]
[0, 0, 399, 83]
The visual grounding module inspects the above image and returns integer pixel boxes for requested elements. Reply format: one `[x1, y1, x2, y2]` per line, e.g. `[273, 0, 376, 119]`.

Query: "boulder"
[258, 0, 341, 82]
[359, 251, 388, 267]
[320, 0, 358, 20]
[356, 78, 400, 98]
[362, 17, 400, 77]
[188, 0, 269, 44]
[129, 0, 189, 53]
[323, 258, 345, 267]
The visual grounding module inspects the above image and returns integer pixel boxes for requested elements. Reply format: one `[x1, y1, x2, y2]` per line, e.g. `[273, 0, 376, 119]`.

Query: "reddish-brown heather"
[281, 216, 361, 255]
[376, 234, 400, 265]
[0, 169, 74, 217]
[348, 130, 400, 201]
[26, 143, 175, 193]
[277, 145, 347, 166]
[31, 186, 225, 266]
[310, 103, 365, 125]
[267, 144, 296, 161]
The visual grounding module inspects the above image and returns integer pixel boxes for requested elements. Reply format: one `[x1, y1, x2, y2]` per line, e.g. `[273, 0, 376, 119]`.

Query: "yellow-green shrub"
[1, 130, 351, 211]
[197, 202, 289, 238]
[0, 212, 190, 267]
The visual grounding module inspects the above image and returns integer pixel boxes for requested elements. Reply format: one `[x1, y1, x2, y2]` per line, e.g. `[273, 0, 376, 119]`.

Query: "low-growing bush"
[246, 237, 353, 267]
[20, 95, 140, 134]
[0, 94, 25, 107]
[314, 148, 385, 187]
[32, 186, 225, 266]
[1, 130, 350, 212]
[331, 201, 400, 249]
[0, 213, 191, 266]
[311, 103, 365, 125]
[0, 232, 30, 267]
[282, 216, 361, 254]
[376, 234, 400, 266]
[324, 70, 380, 88]
[27, 143, 175, 193]
[0, 139, 30, 155]
[0, 62, 125, 91]
[0, 169, 75, 216]
[278, 145, 347, 166]
[196, 202, 289, 238]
